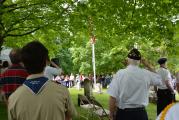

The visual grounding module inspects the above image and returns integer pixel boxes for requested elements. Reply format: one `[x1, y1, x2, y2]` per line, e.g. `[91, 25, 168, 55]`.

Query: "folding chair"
[90, 98, 110, 120]
[78, 94, 95, 120]
[78, 94, 110, 120]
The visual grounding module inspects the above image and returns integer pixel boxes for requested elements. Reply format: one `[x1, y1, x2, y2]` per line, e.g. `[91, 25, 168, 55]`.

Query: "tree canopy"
[0, 0, 179, 74]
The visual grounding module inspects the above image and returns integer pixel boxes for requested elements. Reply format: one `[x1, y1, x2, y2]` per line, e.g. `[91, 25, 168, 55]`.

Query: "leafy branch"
[124, 0, 137, 32]
[6, 27, 40, 37]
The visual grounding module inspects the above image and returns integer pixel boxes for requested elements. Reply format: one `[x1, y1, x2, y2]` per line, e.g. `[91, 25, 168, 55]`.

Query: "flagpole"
[92, 39, 96, 85]
[88, 17, 96, 86]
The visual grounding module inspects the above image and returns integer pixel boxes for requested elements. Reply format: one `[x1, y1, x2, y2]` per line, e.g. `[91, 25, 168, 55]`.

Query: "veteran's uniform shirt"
[157, 67, 173, 90]
[8, 74, 76, 120]
[107, 65, 162, 109]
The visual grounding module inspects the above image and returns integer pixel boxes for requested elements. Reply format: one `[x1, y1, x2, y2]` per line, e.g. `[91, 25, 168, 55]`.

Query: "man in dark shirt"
[0, 48, 28, 99]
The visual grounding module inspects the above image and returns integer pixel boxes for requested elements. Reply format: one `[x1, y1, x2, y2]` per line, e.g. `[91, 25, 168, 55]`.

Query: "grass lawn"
[70, 88, 157, 120]
[0, 88, 178, 120]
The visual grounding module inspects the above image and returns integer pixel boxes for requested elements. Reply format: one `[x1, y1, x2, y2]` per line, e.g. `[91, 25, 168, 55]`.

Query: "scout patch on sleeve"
[23, 77, 48, 94]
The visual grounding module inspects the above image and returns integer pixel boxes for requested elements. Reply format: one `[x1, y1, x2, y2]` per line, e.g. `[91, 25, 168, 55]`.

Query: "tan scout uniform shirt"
[8, 75, 76, 120]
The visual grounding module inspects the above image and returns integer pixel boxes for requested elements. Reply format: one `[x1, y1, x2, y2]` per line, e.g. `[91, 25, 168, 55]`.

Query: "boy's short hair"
[21, 41, 48, 74]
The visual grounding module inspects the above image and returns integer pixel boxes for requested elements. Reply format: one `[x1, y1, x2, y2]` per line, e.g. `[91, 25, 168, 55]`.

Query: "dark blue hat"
[127, 48, 141, 60]
[158, 58, 167, 64]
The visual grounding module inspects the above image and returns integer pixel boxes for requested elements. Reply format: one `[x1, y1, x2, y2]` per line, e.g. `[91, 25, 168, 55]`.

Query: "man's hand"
[141, 58, 156, 73]
[50, 61, 60, 69]
[141, 58, 150, 67]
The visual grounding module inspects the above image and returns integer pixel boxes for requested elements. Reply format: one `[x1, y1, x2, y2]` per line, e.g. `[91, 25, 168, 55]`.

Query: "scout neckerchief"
[23, 77, 48, 94]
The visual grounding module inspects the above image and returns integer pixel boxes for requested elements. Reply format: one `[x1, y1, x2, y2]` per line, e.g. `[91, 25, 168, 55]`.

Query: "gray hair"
[127, 58, 140, 66]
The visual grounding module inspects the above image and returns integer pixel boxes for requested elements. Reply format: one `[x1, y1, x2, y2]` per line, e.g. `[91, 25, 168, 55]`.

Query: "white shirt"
[107, 65, 162, 109]
[156, 103, 179, 120]
[157, 67, 172, 89]
[44, 66, 62, 80]
[70, 75, 74, 81]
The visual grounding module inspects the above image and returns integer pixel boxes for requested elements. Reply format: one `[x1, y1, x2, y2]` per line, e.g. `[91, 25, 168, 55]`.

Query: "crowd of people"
[0, 40, 179, 120]
[52, 73, 112, 90]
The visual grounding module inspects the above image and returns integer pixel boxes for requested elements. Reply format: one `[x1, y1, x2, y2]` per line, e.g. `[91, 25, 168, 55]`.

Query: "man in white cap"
[108, 48, 162, 120]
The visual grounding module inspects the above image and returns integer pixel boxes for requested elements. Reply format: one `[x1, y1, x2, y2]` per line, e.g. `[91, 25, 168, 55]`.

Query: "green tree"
[1, 0, 179, 74]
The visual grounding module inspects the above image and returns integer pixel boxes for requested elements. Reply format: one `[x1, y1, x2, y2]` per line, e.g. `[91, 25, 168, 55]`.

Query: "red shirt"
[0, 64, 28, 98]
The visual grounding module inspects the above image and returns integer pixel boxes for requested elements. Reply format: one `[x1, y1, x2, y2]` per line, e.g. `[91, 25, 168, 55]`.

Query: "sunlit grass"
[69, 88, 156, 120]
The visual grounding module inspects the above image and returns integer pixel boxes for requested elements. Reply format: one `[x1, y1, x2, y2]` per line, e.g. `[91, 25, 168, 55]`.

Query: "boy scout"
[8, 41, 76, 120]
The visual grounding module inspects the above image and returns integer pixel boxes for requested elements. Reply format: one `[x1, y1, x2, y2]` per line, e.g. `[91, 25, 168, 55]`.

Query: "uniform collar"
[127, 65, 139, 68]
[160, 66, 167, 69]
